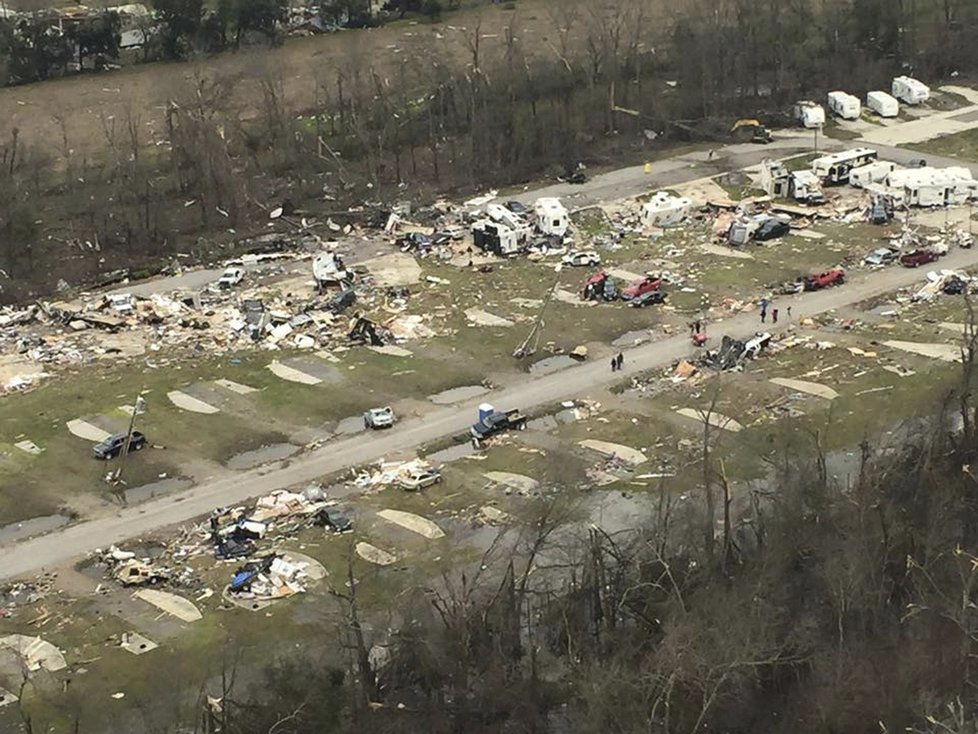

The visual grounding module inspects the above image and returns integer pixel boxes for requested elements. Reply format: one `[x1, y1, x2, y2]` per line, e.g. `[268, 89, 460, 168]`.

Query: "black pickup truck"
[470, 409, 527, 443]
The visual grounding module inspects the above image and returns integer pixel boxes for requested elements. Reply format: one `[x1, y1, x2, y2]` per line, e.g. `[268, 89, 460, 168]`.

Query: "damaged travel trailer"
[827, 91, 861, 120]
[892, 76, 930, 105]
[866, 90, 899, 117]
[472, 220, 521, 256]
[313, 252, 349, 288]
[849, 161, 898, 189]
[760, 160, 824, 204]
[486, 203, 532, 242]
[641, 191, 693, 228]
[533, 198, 570, 237]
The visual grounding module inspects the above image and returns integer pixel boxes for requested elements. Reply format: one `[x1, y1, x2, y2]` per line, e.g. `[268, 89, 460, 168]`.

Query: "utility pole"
[813, 124, 821, 156]
[115, 394, 146, 485]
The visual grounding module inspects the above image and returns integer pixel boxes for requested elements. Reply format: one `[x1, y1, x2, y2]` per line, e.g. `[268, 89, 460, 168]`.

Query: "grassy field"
[906, 127, 978, 160]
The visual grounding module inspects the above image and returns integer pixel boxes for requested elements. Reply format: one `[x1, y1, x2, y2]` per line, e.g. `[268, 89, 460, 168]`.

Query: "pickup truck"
[470, 409, 527, 442]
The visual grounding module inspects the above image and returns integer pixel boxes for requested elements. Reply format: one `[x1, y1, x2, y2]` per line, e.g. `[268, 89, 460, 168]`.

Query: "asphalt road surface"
[4, 246, 978, 581]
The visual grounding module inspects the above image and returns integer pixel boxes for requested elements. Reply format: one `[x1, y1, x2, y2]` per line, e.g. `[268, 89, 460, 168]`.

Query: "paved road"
[4, 246, 978, 581]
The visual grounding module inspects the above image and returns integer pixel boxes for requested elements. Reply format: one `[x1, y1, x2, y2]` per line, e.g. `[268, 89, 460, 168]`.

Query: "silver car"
[364, 406, 396, 429]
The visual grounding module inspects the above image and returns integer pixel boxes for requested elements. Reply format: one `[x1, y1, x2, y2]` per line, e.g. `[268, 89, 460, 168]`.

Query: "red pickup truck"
[803, 269, 845, 291]
[900, 250, 940, 268]
[621, 275, 663, 300]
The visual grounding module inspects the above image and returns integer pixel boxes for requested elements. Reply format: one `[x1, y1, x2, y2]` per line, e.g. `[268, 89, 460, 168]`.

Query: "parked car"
[364, 406, 396, 429]
[217, 267, 245, 289]
[399, 468, 443, 491]
[863, 247, 898, 266]
[621, 275, 663, 300]
[328, 288, 356, 314]
[804, 269, 845, 291]
[505, 201, 528, 215]
[779, 280, 805, 295]
[900, 249, 939, 268]
[754, 218, 790, 241]
[628, 290, 668, 307]
[908, 158, 928, 168]
[317, 507, 353, 533]
[562, 250, 601, 267]
[93, 431, 146, 460]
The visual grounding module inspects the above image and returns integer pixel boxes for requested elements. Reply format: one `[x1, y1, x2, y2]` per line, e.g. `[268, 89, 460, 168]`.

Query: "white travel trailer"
[533, 197, 570, 237]
[641, 191, 692, 228]
[866, 90, 899, 118]
[811, 148, 878, 184]
[794, 100, 826, 129]
[892, 76, 930, 105]
[827, 91, 861, 120]
[849, 161, 898, 189]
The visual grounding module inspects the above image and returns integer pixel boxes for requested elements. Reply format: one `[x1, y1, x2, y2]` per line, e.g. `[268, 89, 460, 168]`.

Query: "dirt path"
[3, 245, 976, 580]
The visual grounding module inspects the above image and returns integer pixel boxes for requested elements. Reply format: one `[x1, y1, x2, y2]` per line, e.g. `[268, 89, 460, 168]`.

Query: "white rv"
[885, 167, 977, 207]
[811, 148, 878, 184]
[866, 90, 899, 118]
[827, 91, 861, 120]
[892, 76, 930, 105]
[641, 191, 692, 228]
[794, 100, 826, 129]
[533, 197, 570, 237]
[849, 161, 898, 189]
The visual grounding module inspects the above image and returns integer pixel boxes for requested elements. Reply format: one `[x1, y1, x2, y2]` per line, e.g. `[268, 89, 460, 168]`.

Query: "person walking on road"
[787, 306, 792, 320]
[772, 308, 779, 324]
[611, 357, 617, 372]
[616, 353, 624, 370]
[760, 306, 767, 323]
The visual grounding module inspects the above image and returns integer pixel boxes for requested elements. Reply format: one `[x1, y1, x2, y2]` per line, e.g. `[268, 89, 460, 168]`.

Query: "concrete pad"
[66, 419, 111, 442]
[120, 631, 158, 655]
[267, 360, 322, 385]
[0, 634, 67, 672]
[167, 390, 220, 414]
[133, 589, 202, 622]
[577, 439, 647, 465]
[770, 377, 839, 400]
[215, 379, 257, 395]
[376, 509, 446, 539]
[883, 340, 961, 362]
[359, 252, 422, 287]
[790, 229, 826, 240]
[356, 542, 398, 566]
[675, 408, 744, 432]
[367, 344, 414, 357]
[939, 322, 967, 334]
[484, 471, 540, 493]
[14, 440, 43, 455]
[700, 243, 754, 259]
[429, 384, 490, 405]
[464, 308, 515, 327]
[605, 268, 645, 282]
[554, 288, 589, 305]
[285, 358, 343, 383]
